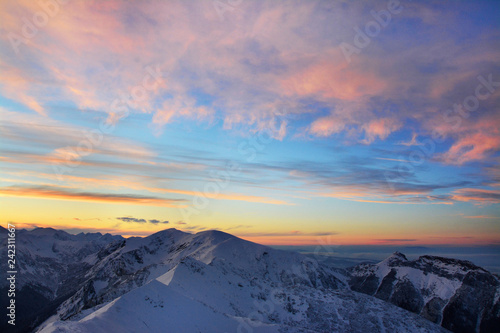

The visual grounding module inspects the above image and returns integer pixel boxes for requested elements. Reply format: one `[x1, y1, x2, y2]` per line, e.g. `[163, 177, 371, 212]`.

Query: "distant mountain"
[2, 227, 497, 332]
[348, 252, 500, 333]
[0, 227, 123, 333]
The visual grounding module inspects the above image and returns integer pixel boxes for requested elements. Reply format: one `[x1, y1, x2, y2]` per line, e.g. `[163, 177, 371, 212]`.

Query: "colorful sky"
[0, 0, 499, 245]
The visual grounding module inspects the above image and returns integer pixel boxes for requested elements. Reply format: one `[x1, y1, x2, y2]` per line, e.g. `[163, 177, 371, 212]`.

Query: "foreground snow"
[40, 258, 448, 333]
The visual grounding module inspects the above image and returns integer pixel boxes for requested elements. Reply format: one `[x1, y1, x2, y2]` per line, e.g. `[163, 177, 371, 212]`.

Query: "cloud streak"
[376, 239, 417, 242]
[450, 188, 500, 205]
[0, 185, 187, 207]
[117, 217, 169, 224]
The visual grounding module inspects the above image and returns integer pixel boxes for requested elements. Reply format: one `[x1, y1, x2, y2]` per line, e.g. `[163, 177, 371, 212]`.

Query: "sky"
[0, 0, 499, 246]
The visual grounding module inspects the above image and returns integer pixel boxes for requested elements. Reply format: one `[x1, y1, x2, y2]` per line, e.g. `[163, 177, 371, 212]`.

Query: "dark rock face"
[390, 278, 424, 313]
[480, 297, 500, 332]
[350, 271, 379, 295]
[375, 268, 398, 301]
[441, 270, 499, 333]
[421, 297, 446, 324]
[348, 253, 500, 333]
[60, 281, 97, 320]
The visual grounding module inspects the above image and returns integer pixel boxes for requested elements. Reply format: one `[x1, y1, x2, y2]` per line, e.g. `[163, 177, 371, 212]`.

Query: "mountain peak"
[195, 229, 235, 242]
[32, 226, 57, 232]
[31, 227, 66, 236]
[147, 228, 187, 238]
[381, 251, 408, 264]
[392, 251, 408, 260]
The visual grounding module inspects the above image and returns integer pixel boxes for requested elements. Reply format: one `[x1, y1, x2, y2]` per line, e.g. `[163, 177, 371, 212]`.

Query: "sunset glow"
[0, 0, 499, 246]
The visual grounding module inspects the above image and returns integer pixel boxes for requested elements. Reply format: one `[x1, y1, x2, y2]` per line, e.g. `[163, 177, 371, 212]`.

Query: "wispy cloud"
[0, 170, 293, 206]
[397, 133, 422, 147]
[375, 239, 417, 242]
[117, 216, 169, 224]
[0, 185, 187, 207]
[462, 215, 498, 219]
[450, 188, 500, 205]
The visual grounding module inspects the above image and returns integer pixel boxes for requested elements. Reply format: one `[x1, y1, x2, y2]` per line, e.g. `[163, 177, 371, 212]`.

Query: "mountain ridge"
[1, 227, 498, 332]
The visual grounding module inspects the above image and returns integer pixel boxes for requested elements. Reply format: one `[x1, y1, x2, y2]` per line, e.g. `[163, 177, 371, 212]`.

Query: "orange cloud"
[0, 185, 187, 207]
[1, 171, 293, 206]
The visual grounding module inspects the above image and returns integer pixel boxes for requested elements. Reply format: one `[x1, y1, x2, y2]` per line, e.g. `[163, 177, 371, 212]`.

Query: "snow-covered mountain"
[37, 228, 447, 333]
[0, 226, 123, 332]
[2, 226, 498, 332]
[348, 252, 500, 332]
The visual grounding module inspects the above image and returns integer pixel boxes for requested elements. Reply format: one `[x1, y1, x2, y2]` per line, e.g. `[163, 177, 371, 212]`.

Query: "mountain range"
[1, 226, 498, 332]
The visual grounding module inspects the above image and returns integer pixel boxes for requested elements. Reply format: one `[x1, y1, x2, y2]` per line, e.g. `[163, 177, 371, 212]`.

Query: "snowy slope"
[40, 280, 275, 333]
[37, 229, 449, 333]
[39, 282, 450, 333]
[349, 252, 500, 332]
[51, 229, 347, 320]
[40, 255, 449, 333]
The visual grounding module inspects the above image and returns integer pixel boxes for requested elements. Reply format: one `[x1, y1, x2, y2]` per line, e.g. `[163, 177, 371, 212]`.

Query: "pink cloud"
[308, 116, 346, 137]
[0, 60, 46, 116]
[434, 116, 500, 165]
[440, 133, 500, 165]
[0, 0, 498, 163]
[362, 118, 402, 143]
[151, 96, 214, 135]
[280, 56, 389, 101]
